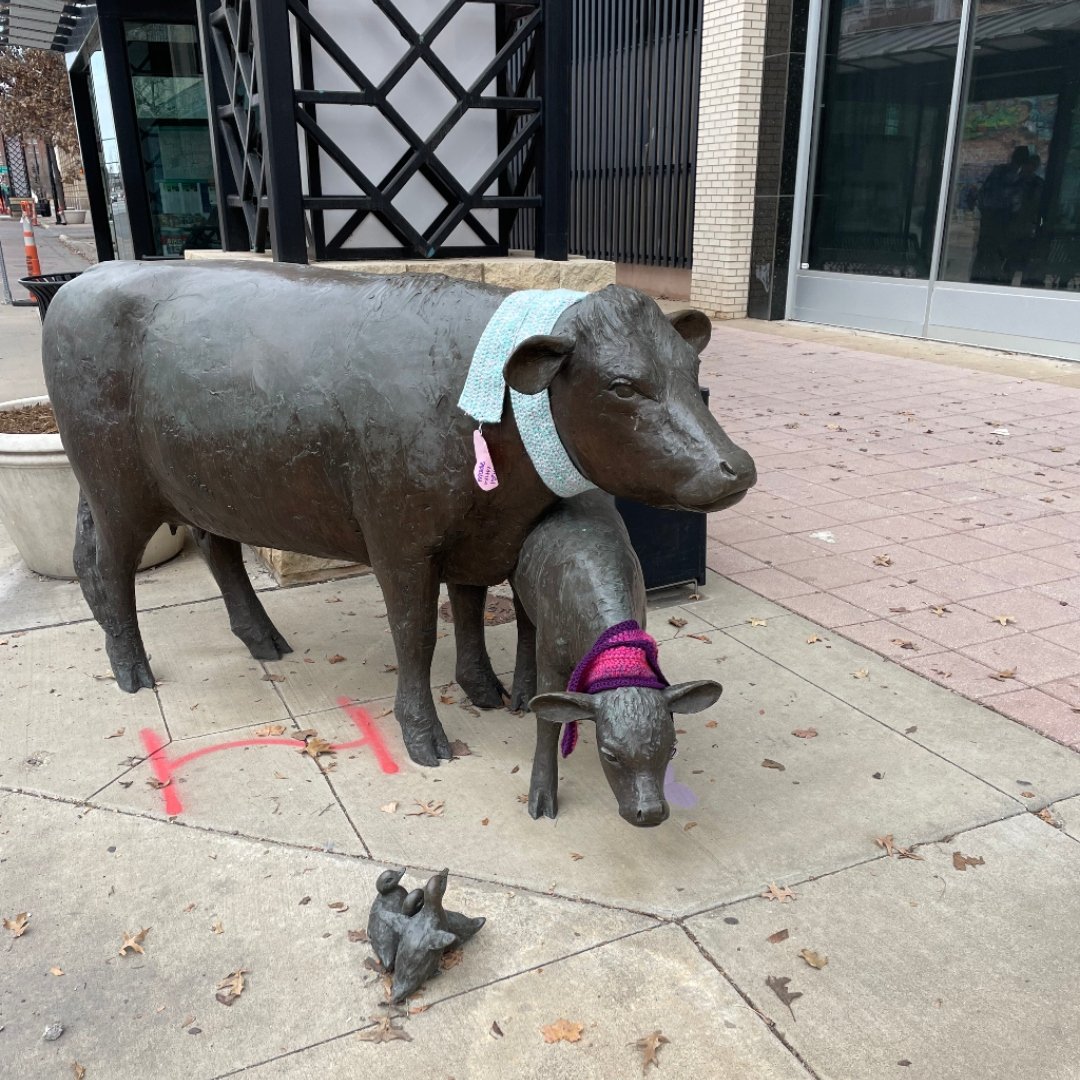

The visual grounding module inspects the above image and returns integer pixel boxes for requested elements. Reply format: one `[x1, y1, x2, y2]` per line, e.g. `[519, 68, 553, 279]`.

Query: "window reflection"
[942, 0, 1080, 291]
[806, 0, 962, 278]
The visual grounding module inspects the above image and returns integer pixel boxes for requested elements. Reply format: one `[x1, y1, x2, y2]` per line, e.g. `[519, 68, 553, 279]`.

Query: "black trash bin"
[18, 272, 83, 324]
[615, 387, 711, 591]
[36, 200, 52, 218]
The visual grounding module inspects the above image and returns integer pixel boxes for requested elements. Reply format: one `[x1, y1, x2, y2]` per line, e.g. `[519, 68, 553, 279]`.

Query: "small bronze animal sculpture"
[367, 867, 408, 971]
[384, 869, 459, 1002]
[507, 491, 723, 825]
[43, 263, 754, 767]
[403, 887, 486, 944]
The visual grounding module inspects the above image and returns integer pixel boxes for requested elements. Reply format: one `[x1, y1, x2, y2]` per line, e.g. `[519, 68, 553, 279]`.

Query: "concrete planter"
[63, 210, 87, 225]
[0, 396, 184, 579]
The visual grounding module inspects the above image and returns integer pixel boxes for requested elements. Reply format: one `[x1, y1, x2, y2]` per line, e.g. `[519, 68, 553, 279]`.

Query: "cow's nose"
[719, 459, 738, 480]
[632, 802, 669, 827]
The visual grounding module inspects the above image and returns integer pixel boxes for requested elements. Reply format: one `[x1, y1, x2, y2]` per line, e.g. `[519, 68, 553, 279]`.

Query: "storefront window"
[806, 0, 963, 278]
[941, 0, 1080, 291]
[124, 21, 220, 256]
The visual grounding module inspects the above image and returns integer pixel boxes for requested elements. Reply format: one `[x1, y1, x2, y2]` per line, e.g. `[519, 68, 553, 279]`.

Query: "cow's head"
[503, 286, 756, 511]
[529, 681, 722, 826]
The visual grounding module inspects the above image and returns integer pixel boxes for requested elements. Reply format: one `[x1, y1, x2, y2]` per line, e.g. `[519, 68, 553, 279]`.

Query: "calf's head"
[503, 286, 756, 512]
[530, 680, 723, 826]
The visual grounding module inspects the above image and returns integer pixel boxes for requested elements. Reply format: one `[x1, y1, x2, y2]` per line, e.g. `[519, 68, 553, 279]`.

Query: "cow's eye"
[609, 379, 636, 399]
[669, 745, 678, 759]
[601, 749, 619, 765]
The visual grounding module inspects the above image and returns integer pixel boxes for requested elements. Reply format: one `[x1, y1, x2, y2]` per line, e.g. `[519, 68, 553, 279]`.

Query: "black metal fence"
[511, 0, 702, 267]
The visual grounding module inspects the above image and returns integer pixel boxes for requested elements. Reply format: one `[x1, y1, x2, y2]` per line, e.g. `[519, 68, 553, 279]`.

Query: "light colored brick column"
[690, 0, 767, 319]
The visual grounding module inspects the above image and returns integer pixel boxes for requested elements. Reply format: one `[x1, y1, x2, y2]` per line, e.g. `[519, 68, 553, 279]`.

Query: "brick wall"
[690, 0, 767, 318]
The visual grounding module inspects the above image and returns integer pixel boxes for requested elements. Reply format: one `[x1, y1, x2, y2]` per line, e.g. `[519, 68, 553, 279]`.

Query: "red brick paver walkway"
[702, 325, 1080, 751]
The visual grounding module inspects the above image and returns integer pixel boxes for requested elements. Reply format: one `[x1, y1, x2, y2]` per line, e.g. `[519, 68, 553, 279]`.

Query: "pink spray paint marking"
[139, 697, 398, 816]
[472, 427, 499, 491]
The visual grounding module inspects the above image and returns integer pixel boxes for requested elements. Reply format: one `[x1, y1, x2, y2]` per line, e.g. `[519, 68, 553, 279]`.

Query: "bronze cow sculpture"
[43, 261, 755, 766]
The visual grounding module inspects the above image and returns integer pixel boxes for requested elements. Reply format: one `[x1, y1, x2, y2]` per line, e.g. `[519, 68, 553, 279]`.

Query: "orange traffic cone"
[22, 210, 42, 282]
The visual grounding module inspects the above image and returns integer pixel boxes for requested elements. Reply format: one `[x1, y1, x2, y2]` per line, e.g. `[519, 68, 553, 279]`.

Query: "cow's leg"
[509, 590, 537, 713]
[447, 583, 508, 709]
[192, 529, 292, 660]
[379, 558, 452, 766]
[73, 491, 156, 693]
[528, 659, 562, 820]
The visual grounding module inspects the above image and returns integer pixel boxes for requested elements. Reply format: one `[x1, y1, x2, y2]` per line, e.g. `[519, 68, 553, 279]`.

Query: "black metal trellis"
[198, 0, 568, 262]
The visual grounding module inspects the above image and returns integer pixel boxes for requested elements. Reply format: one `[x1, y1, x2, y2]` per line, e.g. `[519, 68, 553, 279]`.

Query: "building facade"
[693, 0, 1080, 361]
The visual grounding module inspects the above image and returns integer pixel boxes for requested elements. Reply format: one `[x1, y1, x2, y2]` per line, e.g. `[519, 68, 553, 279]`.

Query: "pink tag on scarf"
[473, 428, 499, 491]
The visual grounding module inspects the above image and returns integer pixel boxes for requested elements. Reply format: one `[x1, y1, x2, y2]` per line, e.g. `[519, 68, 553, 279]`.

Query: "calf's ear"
[663, 680, 723, 714]
[667, 309, 712, 354]
[529, 691, 597, 725]
[504, 334, 575, 395]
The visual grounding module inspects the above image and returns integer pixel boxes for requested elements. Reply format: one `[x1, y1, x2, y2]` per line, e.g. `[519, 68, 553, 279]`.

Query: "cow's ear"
[503, 334, 574, 395]
[529, 692, 596, 725]
[663, 680, 723, 714]
[668, 309, 712, 354]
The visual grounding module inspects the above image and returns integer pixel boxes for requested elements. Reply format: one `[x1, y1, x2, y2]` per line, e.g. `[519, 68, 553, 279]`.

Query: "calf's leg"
[73, 492, 157, 692]
[447, 582, 508, 709]
[528, 660, 562, 820]
[378, 557, 453, 766]
[192, 529, 292, 660]
[509, 590, 537, 712]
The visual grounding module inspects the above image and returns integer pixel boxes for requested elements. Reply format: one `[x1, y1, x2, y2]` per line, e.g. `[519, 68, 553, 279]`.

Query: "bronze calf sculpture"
[505, 491, 721, 825]
[43, 261, 754, 766]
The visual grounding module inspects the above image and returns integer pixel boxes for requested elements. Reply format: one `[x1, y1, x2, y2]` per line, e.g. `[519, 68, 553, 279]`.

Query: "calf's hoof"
[528, 787, 558, 820]
[109, 653, 156, 694]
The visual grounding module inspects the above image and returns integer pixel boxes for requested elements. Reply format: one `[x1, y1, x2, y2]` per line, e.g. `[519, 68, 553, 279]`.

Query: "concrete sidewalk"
[3, 299, 1080, 1078]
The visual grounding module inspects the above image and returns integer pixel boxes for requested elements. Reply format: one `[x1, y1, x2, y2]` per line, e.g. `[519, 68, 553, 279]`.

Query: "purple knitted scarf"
[560, 619, 668, 757]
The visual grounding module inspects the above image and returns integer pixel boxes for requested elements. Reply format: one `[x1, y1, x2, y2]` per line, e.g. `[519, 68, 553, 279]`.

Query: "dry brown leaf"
[760, 882, 795, 903]
[327, 654, 347, 664]
[104, 728, 126, 739]
[891, 638, 918, 651]
[993, 615, 1015, 626]
[1037, 807, 1059, 827]
[990, 668, 1017, 681]
[516, 794, 528, 804]
[211, 919, 224, 935]
[481, 817, 490, 826]
[668, 616, 688, 628]
[762, 758, 786, 771]
[930, 606, 950, 617]
[380, 801, 399, 814]
[1020, 791, 1036, 799]
[806, 635, 822, 644]
[119, 928, 150, 957]
[146, 777, 170, 789]
[438, 694, 456, 705]
[541, 1018, 584, 1044]
[215, 967, 249, 1006]
[852, 669, 869, 679]
[792, 728, 818, 739]
[491, 1020, 504, 1038]
[357, 1015, 413, 1043]
[570, 852, 585, 861]
[3, 912, 30, 938]
[439, 947, 464, 971]
[348, 928, 369, 943]
[952, 851, 985, 871]
[875, 834, 897, 857]
[704, 719, 718, 729]
[765, 974, 802, 1020]
[766, 928, 789, 944]
[688, 633, 712, 644]
[301, 737, 335, 759]
[682, 821, 698, 832]
[325, 596, 342, 603]
[72, 1064, 86, 1080]
[748, 618, 768, 627]
[49, 966, 64, 977]
[261, 673, 286, 683]
[633, 1029, 670, 1073]
[406, 799, 445, 818]
[873, 554, 893, 567]
[1050, 446, 1065, 452]
[254, 723, 287, 737]
[799, 948, 828, 969]
[328, 901, 348, 912]
[183, 903, 197, 913]
[450, 739, 472, 758]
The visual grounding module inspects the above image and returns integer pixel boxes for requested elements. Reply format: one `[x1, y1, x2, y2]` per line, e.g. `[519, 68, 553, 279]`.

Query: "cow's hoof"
[528, 789, 558, 820]
[456, 669, 508, 710]
[510, 686, 533, 713]
[241, 625, 293, 661]
[111, 656, 156, 694]
[403, 720, 454, 766]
